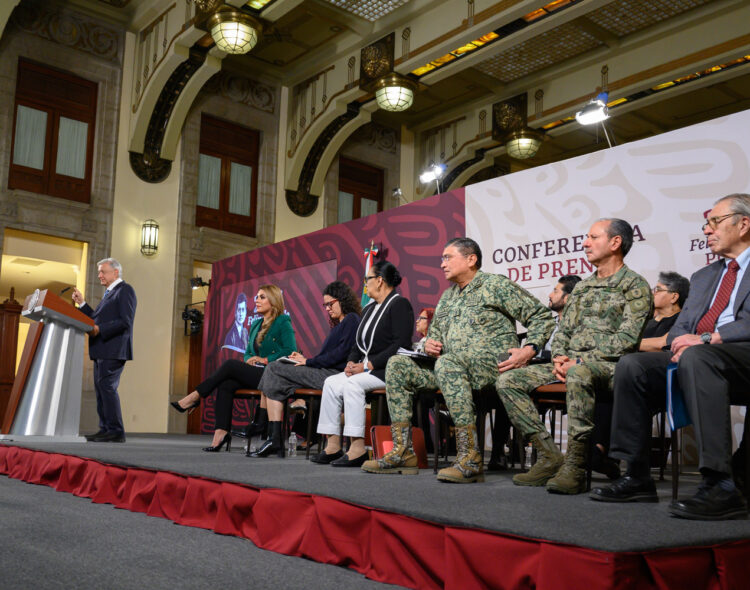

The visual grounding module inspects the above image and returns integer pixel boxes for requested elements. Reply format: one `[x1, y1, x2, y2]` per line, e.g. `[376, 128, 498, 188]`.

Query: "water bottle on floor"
[288, 432, 298, 457]
[524, 444, 533, 470]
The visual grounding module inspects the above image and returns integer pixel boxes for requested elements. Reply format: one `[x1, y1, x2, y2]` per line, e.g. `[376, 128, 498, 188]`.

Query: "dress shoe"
[170, 400, 200, 414]
[310, 449, 344, 464]
[90, 431, 126, 443]
[202, 433, 231, 453]
[331, 452, 367, 467]
[669, 480, 748, 521]
[84, 430, 106, 441]
[590, 475, 658, 503]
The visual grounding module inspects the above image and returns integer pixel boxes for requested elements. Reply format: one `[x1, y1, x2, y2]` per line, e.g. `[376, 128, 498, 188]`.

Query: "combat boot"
[362, 422, 419, 475]
[437, 424, 484, 483]
[512, 432, 563, 486]
[546, 438, 587, 494]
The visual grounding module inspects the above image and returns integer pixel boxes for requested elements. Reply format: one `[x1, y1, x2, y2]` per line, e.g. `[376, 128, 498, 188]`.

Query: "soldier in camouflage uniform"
[496, 218, 652, 494]
[362, 237, 555, 482]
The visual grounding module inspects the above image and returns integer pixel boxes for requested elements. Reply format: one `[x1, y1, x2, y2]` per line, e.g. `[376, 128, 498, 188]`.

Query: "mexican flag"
[361, 243, 379, 307]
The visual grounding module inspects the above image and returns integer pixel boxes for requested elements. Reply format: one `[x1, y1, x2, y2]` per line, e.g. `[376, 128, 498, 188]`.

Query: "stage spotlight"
[419, 163, 446, 195]
[576, 92, 609, 125]
[190, 276, 209, 290]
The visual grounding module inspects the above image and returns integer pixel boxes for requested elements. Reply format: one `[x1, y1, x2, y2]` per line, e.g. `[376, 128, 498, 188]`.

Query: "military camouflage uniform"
[496, 265, 652, 442]
[386, 271, 555, 427]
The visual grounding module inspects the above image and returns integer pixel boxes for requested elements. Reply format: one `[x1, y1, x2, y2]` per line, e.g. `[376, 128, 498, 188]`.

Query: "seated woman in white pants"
[312, 260, 414, 467]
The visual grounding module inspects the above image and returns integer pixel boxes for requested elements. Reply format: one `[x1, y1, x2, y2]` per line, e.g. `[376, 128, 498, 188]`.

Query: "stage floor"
[2, 433, 748, 553]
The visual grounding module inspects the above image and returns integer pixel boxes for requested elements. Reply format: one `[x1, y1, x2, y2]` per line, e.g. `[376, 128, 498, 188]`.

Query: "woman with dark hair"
[413, 307, 435, 353]
[312, 261, 414, 467]
[170, 285, 296, 452]
[247, 281, 362, 457]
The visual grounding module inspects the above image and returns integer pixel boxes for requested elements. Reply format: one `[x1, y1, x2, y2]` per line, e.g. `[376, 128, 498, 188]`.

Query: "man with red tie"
[592, 193, 750, 520]
[72, 258, 137, 443]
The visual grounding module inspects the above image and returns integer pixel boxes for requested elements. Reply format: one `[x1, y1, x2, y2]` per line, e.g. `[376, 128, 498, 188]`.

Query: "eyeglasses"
[702, 213, 738, 231]
[652, 287, 673, 294]
[416, 316, 429, 321]
[364, 275, 377, 282]
[323, 299, 338, 309]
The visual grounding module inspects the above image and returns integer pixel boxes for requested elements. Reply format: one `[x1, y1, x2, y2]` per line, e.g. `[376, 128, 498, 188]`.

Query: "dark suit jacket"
[79, 281, 137, 361]
[348, 291, 414, 381]
[244, 314, 297, 362]
[668, 258, 750, 345]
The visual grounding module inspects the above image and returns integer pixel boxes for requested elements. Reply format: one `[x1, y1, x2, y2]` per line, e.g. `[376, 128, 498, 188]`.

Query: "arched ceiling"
[39, 0, 750, 173]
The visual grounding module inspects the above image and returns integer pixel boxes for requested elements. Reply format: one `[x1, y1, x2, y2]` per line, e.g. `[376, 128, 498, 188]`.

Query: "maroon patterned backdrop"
[200, 189, 466, 432]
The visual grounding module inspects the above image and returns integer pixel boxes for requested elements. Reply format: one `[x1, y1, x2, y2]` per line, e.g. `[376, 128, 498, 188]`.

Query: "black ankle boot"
[247, 421, 284, 458]
[233, 408, 268, 439]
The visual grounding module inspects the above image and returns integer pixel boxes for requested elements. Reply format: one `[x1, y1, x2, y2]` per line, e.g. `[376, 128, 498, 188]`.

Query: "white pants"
[317, 371, 386, 438]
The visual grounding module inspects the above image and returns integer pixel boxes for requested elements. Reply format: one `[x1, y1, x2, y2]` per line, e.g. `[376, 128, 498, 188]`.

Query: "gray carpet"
[0, 475, 404, 590]
[3, 435, 750, 553]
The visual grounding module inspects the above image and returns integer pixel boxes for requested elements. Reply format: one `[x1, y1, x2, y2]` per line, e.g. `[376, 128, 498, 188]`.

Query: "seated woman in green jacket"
[171, 284, 296, 452]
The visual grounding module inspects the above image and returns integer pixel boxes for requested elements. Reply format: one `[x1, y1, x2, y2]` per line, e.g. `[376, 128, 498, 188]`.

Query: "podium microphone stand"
[0, 289, 94, 442]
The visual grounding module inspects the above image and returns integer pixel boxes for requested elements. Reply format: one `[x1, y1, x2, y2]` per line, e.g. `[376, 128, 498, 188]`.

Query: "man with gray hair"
[72, 258, 137, 442]
[496, 218, 652, 494]
[593, 194, 750, 520]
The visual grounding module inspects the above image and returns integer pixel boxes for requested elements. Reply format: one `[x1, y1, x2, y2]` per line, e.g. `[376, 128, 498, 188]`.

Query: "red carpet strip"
[1, 445, 748, 590]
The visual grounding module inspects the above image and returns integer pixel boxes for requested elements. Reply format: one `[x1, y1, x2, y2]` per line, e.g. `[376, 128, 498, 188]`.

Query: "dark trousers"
[610, 344, 750, 476]
[93, 358, 126, 434]
[197, 359, 265, 431]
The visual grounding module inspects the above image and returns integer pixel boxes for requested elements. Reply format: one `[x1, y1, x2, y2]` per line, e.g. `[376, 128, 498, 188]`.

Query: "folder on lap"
[666, 362, 691, 430]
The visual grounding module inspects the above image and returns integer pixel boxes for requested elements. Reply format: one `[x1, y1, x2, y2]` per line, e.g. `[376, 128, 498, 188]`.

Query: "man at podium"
[72, 258, 137, 442]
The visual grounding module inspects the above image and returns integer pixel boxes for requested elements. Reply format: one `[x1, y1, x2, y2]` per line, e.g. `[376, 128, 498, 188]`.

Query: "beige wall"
[110, 31, 181, 433]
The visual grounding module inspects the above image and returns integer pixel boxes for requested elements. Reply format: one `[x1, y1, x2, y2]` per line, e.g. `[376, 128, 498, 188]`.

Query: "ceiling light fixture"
[493, 92, 544, 160]
[374, 73, 417, 112]
[207, 9, 261, 55]
[505, 128, 544, 159]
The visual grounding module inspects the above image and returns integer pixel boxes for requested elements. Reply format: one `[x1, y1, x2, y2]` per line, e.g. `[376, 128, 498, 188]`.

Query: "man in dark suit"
[72, 258, 137, 443]
[591, 193, 750, 520]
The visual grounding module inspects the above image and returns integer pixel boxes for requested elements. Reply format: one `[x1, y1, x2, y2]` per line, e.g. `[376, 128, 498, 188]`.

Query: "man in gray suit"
[591, 193, 750, 520]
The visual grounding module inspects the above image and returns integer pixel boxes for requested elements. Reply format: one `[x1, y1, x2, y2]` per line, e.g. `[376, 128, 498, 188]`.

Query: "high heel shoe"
[203, 433, 231, 453]
[170, 400, 200, 414]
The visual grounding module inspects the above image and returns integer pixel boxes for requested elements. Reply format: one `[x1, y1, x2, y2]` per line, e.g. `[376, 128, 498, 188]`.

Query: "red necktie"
[695, 260, 740, 334]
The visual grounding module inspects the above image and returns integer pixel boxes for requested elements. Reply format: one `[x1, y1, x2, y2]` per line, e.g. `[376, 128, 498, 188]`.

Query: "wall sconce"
[140, 219, 159, 256]
[360, 33, 418, 113]
[206, 8, 262, 54]
[492, 92, 543, 160]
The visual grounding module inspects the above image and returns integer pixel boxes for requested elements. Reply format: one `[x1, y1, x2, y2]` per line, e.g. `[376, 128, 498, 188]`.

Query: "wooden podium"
[0, 289, 94, 442]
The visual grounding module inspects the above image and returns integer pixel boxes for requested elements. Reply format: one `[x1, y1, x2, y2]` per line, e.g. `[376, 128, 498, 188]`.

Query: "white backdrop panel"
[466, 109, 750, 302]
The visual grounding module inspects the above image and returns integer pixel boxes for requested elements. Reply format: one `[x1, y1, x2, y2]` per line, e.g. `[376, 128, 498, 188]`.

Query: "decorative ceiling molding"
[286, 101, 362, 216]
[130, 45, 210, 183]
[202, 70, 276, 113]
[10, 0, 123, 63]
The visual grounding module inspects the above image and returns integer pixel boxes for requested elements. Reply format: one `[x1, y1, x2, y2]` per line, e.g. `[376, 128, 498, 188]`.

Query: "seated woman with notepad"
[413, 307, 435, 353]
[246, 281, 362, 458]
[311, 261, 414, 467]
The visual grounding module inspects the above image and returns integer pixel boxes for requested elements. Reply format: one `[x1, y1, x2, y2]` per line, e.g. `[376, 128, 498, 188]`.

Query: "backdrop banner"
[466, 108, 750, 451]
[466, 109, 750, 298]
